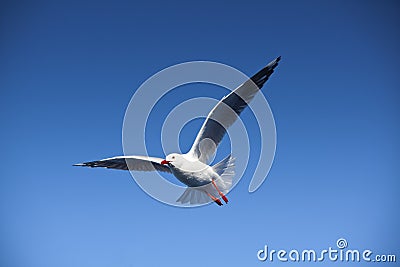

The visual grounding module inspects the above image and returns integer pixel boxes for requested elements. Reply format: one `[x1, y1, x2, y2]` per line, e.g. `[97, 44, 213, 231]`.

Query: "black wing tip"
[73, 163, 84, 166]
[250, 55, 281, 88]
[73, 162, 90, 167]
[267, 56, 281, 68]
[73, 162, 97, 167]
[73, 159, 129, 170]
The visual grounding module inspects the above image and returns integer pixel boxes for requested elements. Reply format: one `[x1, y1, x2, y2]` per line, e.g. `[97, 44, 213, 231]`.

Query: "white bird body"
[75, 56, 281, 206]
[163, 153, 214, 186]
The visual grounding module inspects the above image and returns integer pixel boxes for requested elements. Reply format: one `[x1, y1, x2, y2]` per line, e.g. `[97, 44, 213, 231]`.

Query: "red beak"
[161, 160, 170, 165]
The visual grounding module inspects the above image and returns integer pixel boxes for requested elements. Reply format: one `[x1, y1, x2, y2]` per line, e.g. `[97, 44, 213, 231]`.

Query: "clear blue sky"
[1, 1, 399, 266]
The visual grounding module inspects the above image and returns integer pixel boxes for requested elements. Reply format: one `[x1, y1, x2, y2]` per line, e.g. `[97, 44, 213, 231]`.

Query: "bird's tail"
[176, 155, 235, 205]
[176, 187, 211, 205]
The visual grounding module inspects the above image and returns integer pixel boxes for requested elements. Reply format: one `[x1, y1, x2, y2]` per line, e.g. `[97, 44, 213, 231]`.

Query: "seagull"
[74, 56, 281, 206]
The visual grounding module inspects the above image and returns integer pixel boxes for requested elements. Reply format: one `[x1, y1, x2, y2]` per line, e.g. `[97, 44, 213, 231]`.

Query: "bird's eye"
[172, 156, 175, 159]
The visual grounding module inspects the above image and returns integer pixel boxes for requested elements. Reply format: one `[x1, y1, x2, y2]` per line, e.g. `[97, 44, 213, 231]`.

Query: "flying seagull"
[74, 56, 281, 206]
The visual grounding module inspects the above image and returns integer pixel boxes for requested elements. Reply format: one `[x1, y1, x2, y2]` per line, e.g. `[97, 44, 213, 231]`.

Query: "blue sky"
[1, 0, 399, 266]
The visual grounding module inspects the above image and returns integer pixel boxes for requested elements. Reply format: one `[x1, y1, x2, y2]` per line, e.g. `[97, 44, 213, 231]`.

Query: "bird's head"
[161, 153, 182, 167]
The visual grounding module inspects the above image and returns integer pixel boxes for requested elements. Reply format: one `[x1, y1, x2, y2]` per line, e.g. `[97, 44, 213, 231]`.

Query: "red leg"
[206, 192, 223, 206]
[211, 180, 229, 204]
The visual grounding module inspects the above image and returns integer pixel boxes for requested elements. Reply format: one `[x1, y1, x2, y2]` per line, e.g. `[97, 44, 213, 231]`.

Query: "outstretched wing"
[188, 56, 281, 163]
[74, 155, 172, 173]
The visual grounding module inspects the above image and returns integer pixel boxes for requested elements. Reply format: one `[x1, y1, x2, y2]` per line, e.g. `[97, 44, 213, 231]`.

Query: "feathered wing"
[188, 56, 281, 163]
[74, 155, 172, 173]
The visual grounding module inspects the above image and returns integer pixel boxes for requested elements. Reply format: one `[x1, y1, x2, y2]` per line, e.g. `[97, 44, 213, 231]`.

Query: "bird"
[74, 56, 281, 206]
